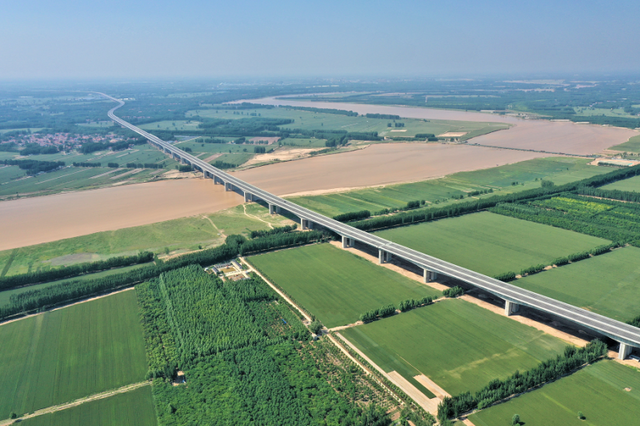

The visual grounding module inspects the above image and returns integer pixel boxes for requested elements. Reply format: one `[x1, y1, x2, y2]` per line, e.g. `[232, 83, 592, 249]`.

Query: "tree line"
[437, 340, 608, 421]
[1, 159, 65, 175]
[249, 224, 297, 239]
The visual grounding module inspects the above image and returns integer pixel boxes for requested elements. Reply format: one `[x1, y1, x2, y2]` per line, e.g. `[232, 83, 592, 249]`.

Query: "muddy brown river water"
[1, 100, 637, 250]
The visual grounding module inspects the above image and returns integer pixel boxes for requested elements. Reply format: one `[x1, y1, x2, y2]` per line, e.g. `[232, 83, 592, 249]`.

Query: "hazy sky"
[1, 0, 638, 79]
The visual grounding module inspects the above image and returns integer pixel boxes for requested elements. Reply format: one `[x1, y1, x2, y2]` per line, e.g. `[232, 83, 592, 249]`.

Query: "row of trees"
[333, 210, 371, 222]
[249, 224, 297, 239]
[2, 159, 65, 175]
[360, 305, 396, 323]
[0, 251, 153, 291]
[442, 286, 464, 298]
[72, 162, 101, 167]
[437, 340, 608, 421]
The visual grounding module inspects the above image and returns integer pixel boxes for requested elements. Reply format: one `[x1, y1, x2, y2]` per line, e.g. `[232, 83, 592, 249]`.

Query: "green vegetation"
[469, 360, 640, 426]
[288, 158, 608, 216]
[0, 203, 294, 276]
[602, 173, 640, 191]
[248, 243, 440, 328]
[0, 290, 147, 419]
[374, 212, 608, 277]
[610, 134, 640, 152]
[18, 386, 157, 426]
[438, 341, 607, 420]
[513, 246, 640, 322]
[139, 265, 407, 425]
[342, 299, 567, 396]
[279, 137, 328, 147]
[490, 193, 640, 246]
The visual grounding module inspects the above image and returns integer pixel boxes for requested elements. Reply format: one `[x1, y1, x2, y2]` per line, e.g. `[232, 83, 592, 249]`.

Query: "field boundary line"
[0, 381, 150, 425]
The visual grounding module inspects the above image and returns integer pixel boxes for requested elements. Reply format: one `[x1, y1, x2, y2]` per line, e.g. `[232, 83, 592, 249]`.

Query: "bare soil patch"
[203, 153, 222, 162]
[242, 147, 324, 167]
[438, 132, 467, 138]
[249, 136, 280, 144]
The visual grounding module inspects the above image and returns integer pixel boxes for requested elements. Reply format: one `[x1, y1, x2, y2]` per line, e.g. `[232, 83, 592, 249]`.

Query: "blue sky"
[1, 0, 638, 79]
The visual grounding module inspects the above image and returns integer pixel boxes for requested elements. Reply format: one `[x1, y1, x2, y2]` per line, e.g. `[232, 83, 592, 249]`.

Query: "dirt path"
[242, 204, 274, 229]
[335, 332, 438, 414]
[203, 215, 224, 236]
[0, 381, 150, 425]
[0, 288, 135, 327]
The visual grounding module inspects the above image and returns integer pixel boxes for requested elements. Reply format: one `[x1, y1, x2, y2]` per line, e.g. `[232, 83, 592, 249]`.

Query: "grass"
[512, 246, 640, 322]
[188, 106, 509, 139]
[279, 137, 328, 147]
[17, 386, 157, 426]
[247, 243, 440, 328]
[0, 203, 294, 276]
[602, 174, 640, 191]
[610, 134, 640, 152]
[573, 106, 638, 118]
[138, 119, 202, 132]
[342, 298, 567, 395]
[375, 212, 609, 277]
[288, 157, 609, 216]
[469, 360, 640, 426]
[0, 290, 148, 419]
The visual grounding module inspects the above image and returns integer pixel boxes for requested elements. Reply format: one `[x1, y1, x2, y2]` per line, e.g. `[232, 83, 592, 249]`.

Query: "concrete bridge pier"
[225, 182, 232, 192]
[423, 269, 438, 283]
[619, 342, 633, 360]
[505, 300, 520, 316]
[378, 250, 391, 264]
[301, 219, 313, 230]
[244, 192, 252, 202]
[213, 176, 221, 185]
[269, 204, 280, 215]
[341, 236, 354, 248]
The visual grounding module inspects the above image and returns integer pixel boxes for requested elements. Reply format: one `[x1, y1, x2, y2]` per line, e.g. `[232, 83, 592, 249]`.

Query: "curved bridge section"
[102, 93, 640, 358]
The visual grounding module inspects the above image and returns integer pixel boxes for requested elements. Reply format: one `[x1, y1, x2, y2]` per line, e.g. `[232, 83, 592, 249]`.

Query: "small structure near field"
[205, 259, 250, 281]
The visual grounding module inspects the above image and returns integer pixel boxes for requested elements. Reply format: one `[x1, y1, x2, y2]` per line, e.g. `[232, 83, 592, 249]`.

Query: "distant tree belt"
[437, 341, 608, 421]
[0, 251, 154, 291]
[577, 186, 640, 202]
[0, 142, 18, 152]
[254, 146, 266, 153]
[287, 106, 358, 116]
[72, 162, 101, 167]
[415, 133, 435, 138]
[350, 165, 640, 232]
[1, 159, 65, 175]
[21, 143, 58, 155]
[365, 113, 401, 120]
[249, 224, 297, 239]
[211, 161, 235, 169]
[126, 162, 163, 169]
[0, 231, 331, 320]
[197, 117, 294, 135]
[333, 210, 371, 222]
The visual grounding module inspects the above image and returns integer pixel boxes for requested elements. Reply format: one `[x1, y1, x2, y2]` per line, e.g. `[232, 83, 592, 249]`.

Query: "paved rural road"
[101, 93, 640, 350]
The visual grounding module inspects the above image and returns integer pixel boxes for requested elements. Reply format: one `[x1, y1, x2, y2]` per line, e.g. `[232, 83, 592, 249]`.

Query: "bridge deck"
[101, 93, 640, 349]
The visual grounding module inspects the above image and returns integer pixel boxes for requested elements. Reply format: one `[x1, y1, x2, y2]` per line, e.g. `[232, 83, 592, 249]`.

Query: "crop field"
[288, 157, 608, 216]
[374, 212, 608, 277]
[19, 386, 156, 426]
[0, 290, 147, 419]
[247, 243, 440, 328]
[513, 246, 640, 322]
[0, 203, 293, 276]
[342, 299, 567, 395]
[189, 106, 509, 139]
[610, 134, 640, 152]
[279, 137, 328, 147]
[469, 360, 640, 426]
[602, 174, 640, 191]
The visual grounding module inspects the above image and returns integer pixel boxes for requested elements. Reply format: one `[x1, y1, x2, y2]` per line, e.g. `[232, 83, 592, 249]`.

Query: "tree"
[309, 321, 323, 335]
[578, 411, 585, 420]
[512, 414, 520, 425]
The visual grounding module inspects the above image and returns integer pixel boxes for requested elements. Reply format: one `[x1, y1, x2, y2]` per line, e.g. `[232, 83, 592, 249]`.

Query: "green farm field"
[18, 386, 157, 426]
[610, 134, 640, 152]
[602, 173, 640, 191]
[0, 290, 147, 419]
[469, 360, 640, 426]
[375, 212, 608, 277]
[0, 203, 294, 276]
[138, 119, 202, 132]
[188, 106, 509, 139]
[513, 246, 640, 322]
[342, 299, 567, 395]
[288, 157, 608, 216]
[247, 243, 440, 328]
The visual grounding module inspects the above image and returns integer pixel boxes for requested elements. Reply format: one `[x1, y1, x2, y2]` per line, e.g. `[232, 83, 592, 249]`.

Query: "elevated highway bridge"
[102, 93, 640, 360]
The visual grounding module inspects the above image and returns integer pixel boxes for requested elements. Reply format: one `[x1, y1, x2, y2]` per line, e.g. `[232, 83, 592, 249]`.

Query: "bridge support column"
[378, 250, 391, 264]
[301, 219, 313, 230]
[423, 269, 438, 283]
[619, 342, 632, 360]
[225, 182, 232, 192]
[269, 204, 276, 215]
[341, 236, 354, 248]
[505, 300, 520, 316]
[244, 192, 252, 202]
